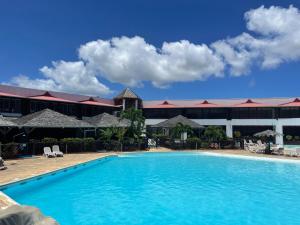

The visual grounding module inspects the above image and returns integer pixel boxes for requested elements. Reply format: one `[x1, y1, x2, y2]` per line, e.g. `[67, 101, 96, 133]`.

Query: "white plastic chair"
[52, 145, 64, 157]
[43, 147, 55, 158]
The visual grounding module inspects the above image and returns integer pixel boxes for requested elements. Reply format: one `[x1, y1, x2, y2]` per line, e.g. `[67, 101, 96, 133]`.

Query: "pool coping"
[0, 191, 19, 210]
[199, 151, 300, 164]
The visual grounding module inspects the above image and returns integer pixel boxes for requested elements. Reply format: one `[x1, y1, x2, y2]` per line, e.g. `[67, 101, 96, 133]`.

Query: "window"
[279, 107, 300, 118]
[143, 108, 229, 119]
[231, 108, 274, 119]
[0, 97, 21, 114]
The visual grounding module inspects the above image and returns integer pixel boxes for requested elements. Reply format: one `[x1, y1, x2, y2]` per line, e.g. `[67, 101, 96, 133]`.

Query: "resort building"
[1, 84, 300, 145]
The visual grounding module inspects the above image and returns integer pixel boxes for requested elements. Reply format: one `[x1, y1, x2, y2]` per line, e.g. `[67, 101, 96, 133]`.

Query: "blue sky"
[1, 0, 300, 100]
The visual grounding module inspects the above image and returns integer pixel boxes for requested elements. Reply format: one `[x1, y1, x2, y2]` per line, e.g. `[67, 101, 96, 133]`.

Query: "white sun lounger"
[52, 145, 64, 157]
[295, 148, 300, 157]
[43, 147, 55, 158]
[283, 149, 297, 157]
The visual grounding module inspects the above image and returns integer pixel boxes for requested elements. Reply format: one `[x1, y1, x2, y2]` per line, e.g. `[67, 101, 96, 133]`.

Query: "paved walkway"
[0, 153, 115, 186]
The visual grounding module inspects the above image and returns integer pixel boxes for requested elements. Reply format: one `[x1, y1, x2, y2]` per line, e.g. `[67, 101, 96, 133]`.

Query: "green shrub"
[187, 137, 201, 143]
[41, 137, 58, 143]
[234, 131, 241, 138]
[286, 135, 293, 141]
[2, 142, 18, 159]
[204, 126, 226, 141]
[82, 138, 96, 151]
[200, 141, 209, 149]
[61, 138, 82, 143]
[82, 137, 95, 143]
[186, 137, 201, 149]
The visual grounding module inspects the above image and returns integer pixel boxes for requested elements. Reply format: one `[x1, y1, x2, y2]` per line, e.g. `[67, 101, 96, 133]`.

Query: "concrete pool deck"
[0, 152, 116, 186]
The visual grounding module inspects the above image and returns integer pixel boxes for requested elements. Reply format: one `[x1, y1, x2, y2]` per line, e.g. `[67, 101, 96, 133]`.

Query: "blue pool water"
[3, 152, 300, 225]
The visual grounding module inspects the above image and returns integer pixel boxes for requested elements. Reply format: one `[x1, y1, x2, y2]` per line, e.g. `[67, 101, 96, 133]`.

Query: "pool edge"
[0, 154, 118, 190]
[200, 151, 300, 164]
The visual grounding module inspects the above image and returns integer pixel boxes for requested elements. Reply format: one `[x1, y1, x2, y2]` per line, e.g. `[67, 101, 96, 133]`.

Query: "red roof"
[144, 101, 179, 108]
[2, 84, 300, 109]
[29, 92, 76, 103]
[280, 98, 300, 107]
[233, 99, 271, 108]
[79, 97, 117, 107]
[0, 91, 23, 98]
[0, 84, 116, 105]
[194, 100, 220, 108]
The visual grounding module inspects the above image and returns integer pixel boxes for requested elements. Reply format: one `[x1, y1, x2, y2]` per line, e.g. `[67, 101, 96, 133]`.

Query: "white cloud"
[10, 75, 57, 90]
[12, 61, 111, 96]
[245, 5, 300, 35]
[213, 5, 300, 72]
[79, 37, 224, 88]
[7, 5, 300, 96]
[211, 34, 257, 76]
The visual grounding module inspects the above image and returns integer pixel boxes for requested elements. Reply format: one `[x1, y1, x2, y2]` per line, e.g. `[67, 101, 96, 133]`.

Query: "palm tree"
[171, 123, 193, 140]
[114, 127, 127, 151]
[100, 128, 114, 149]
[121, 108, 145, 147]
[204, 126, 226, 148]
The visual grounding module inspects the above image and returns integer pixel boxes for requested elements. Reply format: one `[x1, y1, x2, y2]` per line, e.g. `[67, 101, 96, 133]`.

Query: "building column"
[226, 123, 233, 138]
[135, 99, 138, 109]
[122, 99, 126, 110]
[275, 123, 283, 145]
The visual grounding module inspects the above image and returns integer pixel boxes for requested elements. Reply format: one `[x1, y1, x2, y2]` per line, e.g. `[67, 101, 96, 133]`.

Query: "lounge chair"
[296, 148, 300, 157]
[52, 145, 64, 157]
[245, 140, 265, 154]
[271, 144, 284, 155]
[257, 140, 265, 146]
[0, 157, 7, 170]
[283, 149, 297, 157]
[248, 140, 256, 146]
[43, 147, 55, 158]
[244, 140, 255, 152]
[256, 140, 266, 153]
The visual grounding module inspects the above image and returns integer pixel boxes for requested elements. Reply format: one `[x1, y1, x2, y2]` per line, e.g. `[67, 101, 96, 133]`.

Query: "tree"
[100, 128, 114, 143]
[100, 127, 127, 151]
[114, 127, 127, 151]
[204, 126, 226, 142]
[171, 123, 193, 139]
[234, 131, 241, 139]
[286, 135, 293, 141]
[121, 108, 145, 142]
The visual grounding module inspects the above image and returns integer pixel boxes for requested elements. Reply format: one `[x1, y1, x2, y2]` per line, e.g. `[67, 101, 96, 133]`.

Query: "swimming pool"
[2, 152, 300, 225]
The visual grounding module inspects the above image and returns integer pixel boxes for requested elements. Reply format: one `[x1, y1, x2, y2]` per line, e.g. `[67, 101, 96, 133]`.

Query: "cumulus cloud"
[79, 37, 224, 87]
[7, 5, 300, 96]
[213, 5, 300, 72]
[12, 61, 111, 96]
